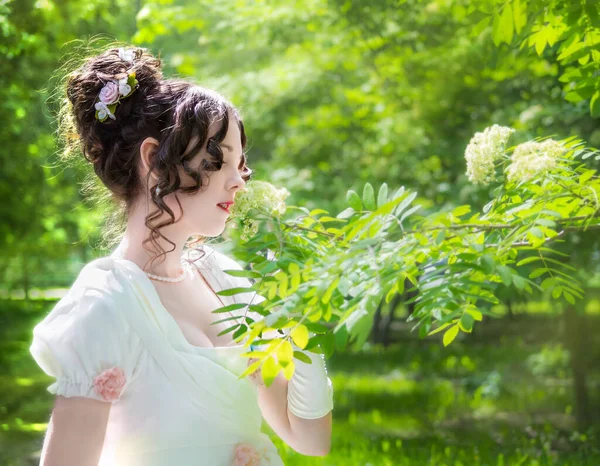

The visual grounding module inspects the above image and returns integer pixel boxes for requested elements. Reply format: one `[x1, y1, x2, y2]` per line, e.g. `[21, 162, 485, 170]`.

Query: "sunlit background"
[1, 1, 600, 465]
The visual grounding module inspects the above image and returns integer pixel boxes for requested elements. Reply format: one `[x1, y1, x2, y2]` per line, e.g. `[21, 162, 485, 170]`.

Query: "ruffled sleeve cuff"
[47, 366, 129, 403]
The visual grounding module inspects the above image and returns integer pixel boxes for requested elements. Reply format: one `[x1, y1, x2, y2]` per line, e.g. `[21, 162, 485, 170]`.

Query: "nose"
[229, 168, 246, 192]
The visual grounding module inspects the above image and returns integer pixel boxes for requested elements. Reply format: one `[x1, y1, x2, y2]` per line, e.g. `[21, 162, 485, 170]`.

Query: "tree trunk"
[22, 254, 29, 301]
[506, 298, 514, 320]
[563, 302, 592, 431]
[371, 299, 384, 344]
[382, 294, 402, 347]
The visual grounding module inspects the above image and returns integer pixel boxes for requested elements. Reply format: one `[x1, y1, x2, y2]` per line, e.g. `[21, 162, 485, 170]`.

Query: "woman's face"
[172, 117, 248, 238]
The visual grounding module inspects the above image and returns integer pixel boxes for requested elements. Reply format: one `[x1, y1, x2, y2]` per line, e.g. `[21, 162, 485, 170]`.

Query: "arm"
[257, 372, 332, 457]
[254, 327, 333, 457]
[39, 395, 110, 466]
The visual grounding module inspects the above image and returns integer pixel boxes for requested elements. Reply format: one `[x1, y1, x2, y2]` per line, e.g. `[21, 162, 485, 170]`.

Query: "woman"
[29, 45, 333, 466]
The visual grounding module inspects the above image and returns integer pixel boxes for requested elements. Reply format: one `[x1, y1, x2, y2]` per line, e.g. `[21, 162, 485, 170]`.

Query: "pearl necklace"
[145, 260, 192, 283]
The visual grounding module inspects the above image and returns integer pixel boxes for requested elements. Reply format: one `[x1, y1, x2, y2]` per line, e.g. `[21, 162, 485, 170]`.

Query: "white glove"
[286, 343, 334, 419]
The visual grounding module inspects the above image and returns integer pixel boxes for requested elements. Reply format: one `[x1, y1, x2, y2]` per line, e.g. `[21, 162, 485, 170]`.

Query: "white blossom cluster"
[505, 139, 566, 183]
[229, 180, 290, 241]
[465, 124, 516, 185]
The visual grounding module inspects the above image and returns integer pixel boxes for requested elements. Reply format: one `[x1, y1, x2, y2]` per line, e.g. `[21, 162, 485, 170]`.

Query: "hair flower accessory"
[118, 76, 132, 96]
[118, 47, 136, 63]
[95, 101, 116, 121]
[99, 81, 120, 105]
[95, 72, 139, 123]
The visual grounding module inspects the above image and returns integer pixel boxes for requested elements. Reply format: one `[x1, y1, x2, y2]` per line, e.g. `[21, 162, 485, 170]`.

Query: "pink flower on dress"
[93, 366, 126, 402]
[231, 442, 267, 466]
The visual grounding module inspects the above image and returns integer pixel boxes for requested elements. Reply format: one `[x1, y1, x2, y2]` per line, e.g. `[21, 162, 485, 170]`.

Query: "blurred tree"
[0, 0, 140, 294]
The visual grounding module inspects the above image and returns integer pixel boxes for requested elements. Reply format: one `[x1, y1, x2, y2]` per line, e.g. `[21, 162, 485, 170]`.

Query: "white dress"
[29, 245, 285, 466]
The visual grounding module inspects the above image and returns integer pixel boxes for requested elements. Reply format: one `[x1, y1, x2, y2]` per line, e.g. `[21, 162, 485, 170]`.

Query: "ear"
[139, 137, 160, 183]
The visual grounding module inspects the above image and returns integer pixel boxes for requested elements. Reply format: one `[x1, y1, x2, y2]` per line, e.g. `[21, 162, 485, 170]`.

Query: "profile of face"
[139, 114, 248, 239]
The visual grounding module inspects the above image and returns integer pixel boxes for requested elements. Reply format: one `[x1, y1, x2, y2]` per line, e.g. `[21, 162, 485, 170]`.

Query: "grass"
[0, 297, 599, 465]
[267, 338, 599, 465]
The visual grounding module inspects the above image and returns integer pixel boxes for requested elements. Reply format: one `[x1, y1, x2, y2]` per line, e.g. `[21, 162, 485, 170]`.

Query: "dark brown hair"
[54, 40, 253, 269]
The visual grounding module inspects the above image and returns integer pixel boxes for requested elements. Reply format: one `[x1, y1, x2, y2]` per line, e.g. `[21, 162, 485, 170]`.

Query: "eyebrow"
[219, 143, 244, 163]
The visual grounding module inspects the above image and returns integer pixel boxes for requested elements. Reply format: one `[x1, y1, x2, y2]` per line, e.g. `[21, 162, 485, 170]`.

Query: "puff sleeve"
[29, 288, 144, 404]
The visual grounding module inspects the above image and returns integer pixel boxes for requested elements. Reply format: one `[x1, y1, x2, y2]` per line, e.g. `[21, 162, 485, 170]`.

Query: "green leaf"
[377, 182, 389, 208]
[346, 190, 362, 211]
[557, 33, 584, 62]
[529, 268, 548, 279]
[467, 308, 483, 321]
[471, 17, 491, 38]
[211, 302, 249, 314]
[217, 286, 257, 296]
[541, 277, 556, 290]
[291, 325, 309, 349]
[579, 169, 596, 185]
[395, 191, 418, 217]
[541, 257, 577, 272]
[322, 277, 340, 305]
[513, 0, 527, 35]
[362, 183, 376, 210]
[497, 265, 513, 286]
[435, 230, 446, 245]
[564, 291, 575, 305]
[400, 205, 421, 223]
[552, 286, 563, 299]
[261, 356, 280, 387]
[480, 254, 495, 274]
[535, 218, 556, 228]
[529, 226, 544, 238]
[293, 350, 312, 364]
[276, 340, 294, 364]
[337, 207, 356, 219]
[223, 269, 262, 279]
[459, 313, 474, 333]
[427, 321, 453, 336]
[512, 274, 526, 290]
[591, 91, 600, 118]
[500, 3, 514, 45]
[565, 90, 588, 103]
[452, 205, 471, 217]
[217, 323, 240, 336]
[492, 12, 503, 47]
[516, 256, 540, 266]
[534, 26, 548, 56]
[443, 324, 460, 347]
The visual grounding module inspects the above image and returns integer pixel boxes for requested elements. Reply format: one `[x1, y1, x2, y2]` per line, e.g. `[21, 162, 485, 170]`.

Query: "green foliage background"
[1, 0, 600, 464]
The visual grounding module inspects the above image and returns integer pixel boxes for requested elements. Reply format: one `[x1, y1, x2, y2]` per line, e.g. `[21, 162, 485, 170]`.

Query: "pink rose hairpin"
[94, 48, 139, 123]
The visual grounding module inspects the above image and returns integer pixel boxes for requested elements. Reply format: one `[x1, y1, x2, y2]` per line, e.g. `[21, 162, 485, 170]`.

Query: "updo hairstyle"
[55, 42, 253, 268]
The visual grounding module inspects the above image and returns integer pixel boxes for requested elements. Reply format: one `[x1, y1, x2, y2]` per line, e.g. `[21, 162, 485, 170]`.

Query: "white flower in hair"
[95, 101, 116, 121]
[118, 48, 135, 63]
[118, 76, 132, 97]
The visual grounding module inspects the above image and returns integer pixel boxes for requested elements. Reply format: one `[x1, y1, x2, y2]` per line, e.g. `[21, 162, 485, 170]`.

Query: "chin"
[199, 224, 227, 238]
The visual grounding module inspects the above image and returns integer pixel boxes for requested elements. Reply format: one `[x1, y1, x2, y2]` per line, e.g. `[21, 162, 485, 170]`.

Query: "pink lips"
[217, 201, 234, 213]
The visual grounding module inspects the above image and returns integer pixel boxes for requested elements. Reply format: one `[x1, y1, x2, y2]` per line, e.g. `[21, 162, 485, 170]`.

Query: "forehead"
[183, 119, 242, 157]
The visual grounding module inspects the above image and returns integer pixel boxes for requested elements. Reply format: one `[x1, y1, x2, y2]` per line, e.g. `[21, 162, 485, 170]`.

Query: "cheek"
[177, 190, 214, 218]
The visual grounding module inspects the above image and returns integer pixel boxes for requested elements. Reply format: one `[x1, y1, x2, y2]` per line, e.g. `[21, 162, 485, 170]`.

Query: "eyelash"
[202, 160, 253, 181]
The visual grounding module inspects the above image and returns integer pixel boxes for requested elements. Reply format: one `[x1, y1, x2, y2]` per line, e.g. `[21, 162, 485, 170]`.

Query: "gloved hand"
[286, 342, 334, 420]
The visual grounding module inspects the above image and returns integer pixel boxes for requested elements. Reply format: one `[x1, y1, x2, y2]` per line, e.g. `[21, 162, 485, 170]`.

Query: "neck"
[113, 202, 193, 278]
